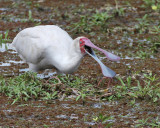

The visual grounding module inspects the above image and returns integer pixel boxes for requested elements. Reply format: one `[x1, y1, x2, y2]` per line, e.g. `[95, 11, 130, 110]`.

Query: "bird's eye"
[80, 41, 82, 44]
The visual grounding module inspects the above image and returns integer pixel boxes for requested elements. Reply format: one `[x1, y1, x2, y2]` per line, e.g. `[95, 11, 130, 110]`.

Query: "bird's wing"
[12, 27, 47, 64]
[12, 25, 73, 65]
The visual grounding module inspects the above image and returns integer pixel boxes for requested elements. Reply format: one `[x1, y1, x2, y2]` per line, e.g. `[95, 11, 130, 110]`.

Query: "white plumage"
[12, 25, 120, 77]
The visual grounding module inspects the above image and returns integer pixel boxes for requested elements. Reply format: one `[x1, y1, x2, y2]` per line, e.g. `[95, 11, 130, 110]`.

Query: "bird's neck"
[57, 40, 83, 74]
[61, 51, 83, 74]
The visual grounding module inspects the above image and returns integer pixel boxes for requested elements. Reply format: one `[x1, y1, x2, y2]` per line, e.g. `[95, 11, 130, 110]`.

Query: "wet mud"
[0, 0, 160, 127]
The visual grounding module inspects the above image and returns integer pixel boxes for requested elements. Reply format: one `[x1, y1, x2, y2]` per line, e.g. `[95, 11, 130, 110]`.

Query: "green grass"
[135, 14, 150, 34]
[142, 0, 160, 11]
[0, 72, 57, 104]
[0, 71, 159, 105]
[149, 35, 160, 53]
[134, 35, 160, 59]
[0, 30, 11, 49]
[71, 15, 93, 34]
[69, 8, 117, 34]
[136, 50, 151, 59]
[0, 72, 92, 104]
[111, 73, 160, 103]
[136, 117, 160, 128]
[20, 10, 41, 24]
[92, 113, 114, 128]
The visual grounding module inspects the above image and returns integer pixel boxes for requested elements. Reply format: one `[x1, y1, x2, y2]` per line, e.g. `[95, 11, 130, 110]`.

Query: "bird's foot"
[46, 76, 62, 86]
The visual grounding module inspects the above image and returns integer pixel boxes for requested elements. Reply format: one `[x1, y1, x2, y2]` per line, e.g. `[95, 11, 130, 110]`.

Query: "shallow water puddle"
[0, 43, 10, 52]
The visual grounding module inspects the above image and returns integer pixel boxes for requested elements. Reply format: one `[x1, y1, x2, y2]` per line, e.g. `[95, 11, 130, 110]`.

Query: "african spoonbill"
[12, 25, 120, 77]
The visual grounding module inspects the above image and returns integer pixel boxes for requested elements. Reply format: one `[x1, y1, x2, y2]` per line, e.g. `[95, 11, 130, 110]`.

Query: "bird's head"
[75, 37, 120, 78]
[78, 37, 120, 61]
[74, 37, 94, 55]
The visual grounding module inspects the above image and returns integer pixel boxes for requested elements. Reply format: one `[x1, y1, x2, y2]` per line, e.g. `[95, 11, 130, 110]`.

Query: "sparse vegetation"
[111, 73, 160, 103]
[142, 0, 160, 11]
[0, 72, 159, 105]
[0, 0, 160, 127]
[0, 30, 11, 49]
[0, 72, 91, 104]
[92, 113, 114, 128]
[0, 72, 58, 104]
[135, 14, 150, 34]
[70, 10, 113, 34]
[136, 117, 160, 127]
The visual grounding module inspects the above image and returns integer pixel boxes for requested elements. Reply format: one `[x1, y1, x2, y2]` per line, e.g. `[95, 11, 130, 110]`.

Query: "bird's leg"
[98, 77, 113, 87]
[42, 69, 50, 78]
[46, 76, 62, 86]
[98, 77, 105, 86]
[107, 77, 113, 88]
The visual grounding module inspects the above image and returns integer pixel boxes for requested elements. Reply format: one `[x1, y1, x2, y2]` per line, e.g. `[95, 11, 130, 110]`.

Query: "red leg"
[98, 77, 113, 87]
[98, 77, 105, 86]
[107, 78, 113, 88]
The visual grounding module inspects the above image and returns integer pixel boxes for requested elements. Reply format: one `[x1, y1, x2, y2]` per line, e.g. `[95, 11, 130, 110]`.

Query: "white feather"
[12, 25, 83, 73]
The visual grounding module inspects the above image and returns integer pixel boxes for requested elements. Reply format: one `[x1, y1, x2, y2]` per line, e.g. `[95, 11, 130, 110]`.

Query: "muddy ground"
[0, 0, 160, 127]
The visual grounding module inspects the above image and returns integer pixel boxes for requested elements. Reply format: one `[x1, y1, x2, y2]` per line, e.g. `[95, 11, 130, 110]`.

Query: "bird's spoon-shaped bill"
[83, 38, 120, 61]
[85, 48, 116, 77]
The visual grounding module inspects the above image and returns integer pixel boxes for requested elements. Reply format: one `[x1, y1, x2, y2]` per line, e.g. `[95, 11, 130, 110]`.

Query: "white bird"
[12, 25, 120, 77]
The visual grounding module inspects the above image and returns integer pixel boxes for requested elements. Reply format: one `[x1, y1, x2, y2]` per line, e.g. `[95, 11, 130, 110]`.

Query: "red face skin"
[79, 38, 86, 54]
